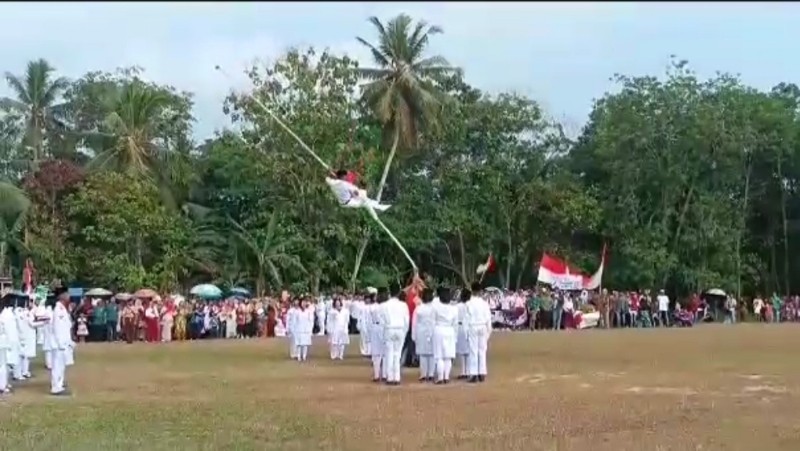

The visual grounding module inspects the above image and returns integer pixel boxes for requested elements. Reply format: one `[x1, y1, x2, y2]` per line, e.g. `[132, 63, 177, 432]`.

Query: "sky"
[1, 2, 799, 140]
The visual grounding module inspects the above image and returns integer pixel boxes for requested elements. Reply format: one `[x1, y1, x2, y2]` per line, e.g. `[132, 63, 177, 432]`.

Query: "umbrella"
[704, 288, 726, 297]
[86, 288, 113, 297]
[115, 293, 133, 301]
[230, 287, 250, 297]
[190, 284, 222, 299]
[134, 288, 158, 299]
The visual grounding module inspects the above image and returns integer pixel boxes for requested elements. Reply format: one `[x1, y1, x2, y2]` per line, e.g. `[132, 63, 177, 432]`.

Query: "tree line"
[1, 14, 799, 298]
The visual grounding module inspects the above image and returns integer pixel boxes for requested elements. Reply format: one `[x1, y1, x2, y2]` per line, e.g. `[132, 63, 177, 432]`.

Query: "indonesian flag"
[476, 254, 497, 275]
[537, 245, 607, 290]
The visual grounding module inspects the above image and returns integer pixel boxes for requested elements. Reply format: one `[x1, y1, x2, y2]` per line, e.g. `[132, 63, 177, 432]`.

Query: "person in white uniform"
[33, 297, 54, 370]
[432, 287, 458, 384]
[1, 297, 21, 385]
[369, 289, 388, 382]
[356, 292, 374, 357]
[286, 299, 300, 359]
[51, 293, 73, 396]
[411, 289, 436, 382]
[455, 289, 470, 380]
[465, 283, 492, 383]
[291, 298, 315, 362]
[17, 299, 45, 379]
[381, 287, 410, 385]
[327, 299, 350, 360]
[0, 297, 13, 394]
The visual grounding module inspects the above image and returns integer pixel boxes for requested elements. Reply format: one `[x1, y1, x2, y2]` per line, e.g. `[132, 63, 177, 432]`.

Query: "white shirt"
[381, 297, 410, 331]
[411, 303, 435, 342]
[563, 299, 574, 313]
[465, 296, 492, 330]
[325, 177, 358, 205]
[433, 302, 458, 329]
[657, 294, 669, 312]
[53, 303, 73, 350]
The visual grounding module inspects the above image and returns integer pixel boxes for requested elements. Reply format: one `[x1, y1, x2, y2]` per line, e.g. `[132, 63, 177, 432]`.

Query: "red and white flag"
[537, 245, 607, 290]
[476, 254, 496, 275]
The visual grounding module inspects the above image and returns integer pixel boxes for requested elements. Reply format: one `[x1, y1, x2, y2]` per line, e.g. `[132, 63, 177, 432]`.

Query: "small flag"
[476, 254, 496, 275]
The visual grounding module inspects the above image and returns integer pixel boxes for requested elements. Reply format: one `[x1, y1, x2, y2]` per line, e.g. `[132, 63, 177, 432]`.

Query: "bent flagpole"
[215, 65, 417, 274]
[214, 65, 330, 171]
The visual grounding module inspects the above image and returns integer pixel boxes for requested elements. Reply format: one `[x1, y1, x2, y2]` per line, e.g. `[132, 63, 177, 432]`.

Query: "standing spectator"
[596, 289, 609, 329]
[105, 300, 118, 342]
[121, 302, 137, 344]
[770, 293, 782, 323]
[540, 290, 553, 329]
[526, 291, 541, 330]
[753, 295, 764, 322]
[552, 292, 564, 330]
[657, 289, 670, 327]
[628, 292, 639, 328]
[91, 300, 106, 342]
[724, 296, 737, 324]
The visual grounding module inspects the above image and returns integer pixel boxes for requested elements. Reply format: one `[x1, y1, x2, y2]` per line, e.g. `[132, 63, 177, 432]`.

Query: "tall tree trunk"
[349, 129, 401, 290]
[662, 182, 697, 287]
[736, 159, 752, 300]
[777, 155, 790, 294]
[457, 228, 468, 285]
[505, 217, 512, 290]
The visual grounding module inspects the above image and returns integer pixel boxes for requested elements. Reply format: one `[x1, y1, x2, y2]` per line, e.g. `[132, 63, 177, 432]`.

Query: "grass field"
[1, 325, 799, 451]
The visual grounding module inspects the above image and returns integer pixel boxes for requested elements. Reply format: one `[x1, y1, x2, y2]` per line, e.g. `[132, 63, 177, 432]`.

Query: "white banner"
[552, 275, 583, 290]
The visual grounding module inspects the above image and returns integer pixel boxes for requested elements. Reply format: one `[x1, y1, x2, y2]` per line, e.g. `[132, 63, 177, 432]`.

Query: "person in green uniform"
[91, 300, 107, 342]
[105, 300, 119, 342]
[526, 291, 542, 330]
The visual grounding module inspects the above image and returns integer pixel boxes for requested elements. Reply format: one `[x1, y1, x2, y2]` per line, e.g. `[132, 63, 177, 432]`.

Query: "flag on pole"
[476, 254, 497, 275]
[537, 246, 606, 290]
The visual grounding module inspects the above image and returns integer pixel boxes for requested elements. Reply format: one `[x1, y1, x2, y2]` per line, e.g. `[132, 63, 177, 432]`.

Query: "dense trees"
[1, 15, 799, 298]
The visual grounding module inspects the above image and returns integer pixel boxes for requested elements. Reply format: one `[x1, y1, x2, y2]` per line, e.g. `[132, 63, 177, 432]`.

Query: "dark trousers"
[402, 329, 418, 368]
[107, 322, 118, 341]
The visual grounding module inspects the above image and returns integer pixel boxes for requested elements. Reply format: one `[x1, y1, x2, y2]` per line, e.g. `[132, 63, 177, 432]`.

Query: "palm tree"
[350, 14, 459, 285]
[87, 80, 188, 210]
[88, 81, 172, 176]
[1, 59, 69, 165]
[229, 212, 305, 296]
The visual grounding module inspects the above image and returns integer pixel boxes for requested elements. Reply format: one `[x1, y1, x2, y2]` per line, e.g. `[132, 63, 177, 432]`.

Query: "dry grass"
[1, 324, 799, 451]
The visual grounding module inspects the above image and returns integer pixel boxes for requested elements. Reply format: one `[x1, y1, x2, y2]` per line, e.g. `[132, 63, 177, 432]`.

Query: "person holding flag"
[475, 254, 496, 282]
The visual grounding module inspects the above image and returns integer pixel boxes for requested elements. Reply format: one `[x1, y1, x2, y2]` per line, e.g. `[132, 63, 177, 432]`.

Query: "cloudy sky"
[1, 2, 798, 139]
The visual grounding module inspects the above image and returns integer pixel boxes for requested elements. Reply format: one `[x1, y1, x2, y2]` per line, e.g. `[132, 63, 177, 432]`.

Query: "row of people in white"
[0, 295, 73, 396]
[412, 288, 492, 384]
[281, 286, 491, 386]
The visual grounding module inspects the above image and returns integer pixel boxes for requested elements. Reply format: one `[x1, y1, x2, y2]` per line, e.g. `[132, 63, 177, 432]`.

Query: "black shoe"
[434, 380, 444, 385]
[458, 375, 468, 380]
[380, 377, 387, 382]
[372, 378, 380, 383]
[444, 379, 450, 384]
[427, 377, 436, 382]
[478, 375, 485, 382]
[468, 376, 479, 383]
[418, 377, 427, 382]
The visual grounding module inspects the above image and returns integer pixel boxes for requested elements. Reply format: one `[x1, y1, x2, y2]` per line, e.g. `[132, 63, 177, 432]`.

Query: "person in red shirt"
[401, 272, 426, 368]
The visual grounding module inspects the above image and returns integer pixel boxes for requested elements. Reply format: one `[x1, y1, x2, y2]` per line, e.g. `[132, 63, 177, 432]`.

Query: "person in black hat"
[455, 287, 471, 379]
[370, 287, 389, 382]
[464, 283, 492, 383]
